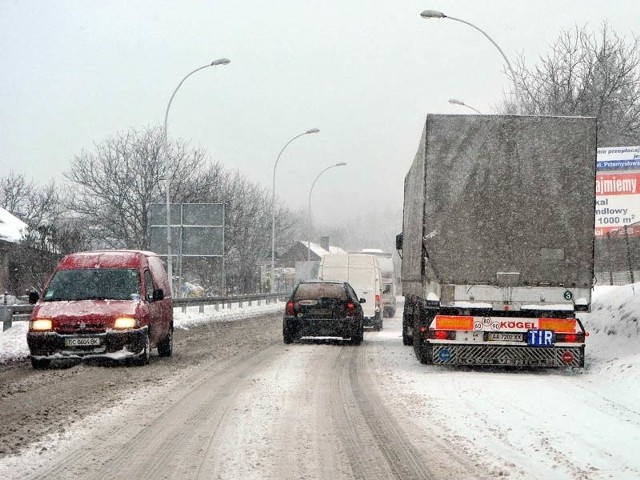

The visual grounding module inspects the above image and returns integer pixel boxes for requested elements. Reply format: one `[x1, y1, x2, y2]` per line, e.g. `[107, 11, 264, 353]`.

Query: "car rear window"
[294, 283, 347, 301]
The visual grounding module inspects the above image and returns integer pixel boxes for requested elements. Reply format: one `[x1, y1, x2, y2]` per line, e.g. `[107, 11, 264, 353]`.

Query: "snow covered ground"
[0, 300, 284, 363]
[0, 286, 639, 478]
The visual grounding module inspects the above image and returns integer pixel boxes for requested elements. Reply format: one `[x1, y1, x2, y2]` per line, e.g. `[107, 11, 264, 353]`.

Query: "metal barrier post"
[0, 306, 13, 332]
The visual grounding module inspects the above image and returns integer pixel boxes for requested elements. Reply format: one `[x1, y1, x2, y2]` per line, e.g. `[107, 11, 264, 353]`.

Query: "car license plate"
[65, 337, 101, 347]
[527, 330, 556, 347]
[487, 332, 523, 342]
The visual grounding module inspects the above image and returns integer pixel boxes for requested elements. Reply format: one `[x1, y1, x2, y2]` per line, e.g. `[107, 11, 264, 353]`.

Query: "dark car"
[283, 280, 365, 345]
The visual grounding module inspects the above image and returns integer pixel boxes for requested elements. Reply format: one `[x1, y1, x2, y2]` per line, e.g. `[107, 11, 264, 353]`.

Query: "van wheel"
[132, 332, 150, 366]
[157, 327, 173, 357]
[31, 357, 50, 369]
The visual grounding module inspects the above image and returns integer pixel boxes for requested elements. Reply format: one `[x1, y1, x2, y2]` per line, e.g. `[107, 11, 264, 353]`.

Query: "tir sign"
[527, 329, 556, 347]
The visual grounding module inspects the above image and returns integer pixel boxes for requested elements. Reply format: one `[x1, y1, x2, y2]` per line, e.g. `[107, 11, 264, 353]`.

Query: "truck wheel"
[413, 315, 432, 364]
[402, 318, 413, 346]
[31, 357, 50, 369]
[157, 326, 173, 357]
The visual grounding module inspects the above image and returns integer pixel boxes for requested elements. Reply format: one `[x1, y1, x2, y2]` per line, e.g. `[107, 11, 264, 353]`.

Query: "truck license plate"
[527, 330, 555, 347]
[65, 337, 101, 347]
[487, 332, 523, 342]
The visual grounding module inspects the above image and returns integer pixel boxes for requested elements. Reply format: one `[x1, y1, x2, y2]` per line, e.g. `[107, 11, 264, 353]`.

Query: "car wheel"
[351, 326, 364, 346]
[157, 326, 173, 357]
[132, 331, 150, 366]
[30, 357, 50, 369]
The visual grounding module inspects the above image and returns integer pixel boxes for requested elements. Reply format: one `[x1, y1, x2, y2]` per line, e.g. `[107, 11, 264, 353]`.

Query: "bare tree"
[505, 24, 640, 145]
[0, 171, 91, 294]
[0, 171, 62, 225]
[65, 126, 213, 249]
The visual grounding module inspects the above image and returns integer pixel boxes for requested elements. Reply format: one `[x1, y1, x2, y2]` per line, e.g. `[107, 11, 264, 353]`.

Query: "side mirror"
[359, 298, 366, 303]
[28, 291, 40, 304]
[152, 288, 165, 301]
[395, 232, 403, 250]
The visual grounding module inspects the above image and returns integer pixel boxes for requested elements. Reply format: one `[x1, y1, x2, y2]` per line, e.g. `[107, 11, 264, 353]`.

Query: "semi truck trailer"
[398, 114, 597, 367]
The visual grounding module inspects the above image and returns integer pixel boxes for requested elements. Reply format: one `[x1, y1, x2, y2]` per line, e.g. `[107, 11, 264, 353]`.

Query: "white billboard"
[595, 146, 640, 237]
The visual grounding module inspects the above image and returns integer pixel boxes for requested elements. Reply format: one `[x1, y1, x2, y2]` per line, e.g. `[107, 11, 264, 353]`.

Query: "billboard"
[595, 146, 640, 237]
[149, 203, 225, 257]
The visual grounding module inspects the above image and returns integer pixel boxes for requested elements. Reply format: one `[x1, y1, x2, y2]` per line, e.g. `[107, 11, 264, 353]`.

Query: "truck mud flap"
[431, 344, 584, 368]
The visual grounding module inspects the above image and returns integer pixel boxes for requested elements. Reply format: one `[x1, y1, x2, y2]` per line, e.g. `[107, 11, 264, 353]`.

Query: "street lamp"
[307, 162, 347, 261]
[270, 128, 320, 293]
[163, 58, 230, 296]
[448, 98, 483, 114]
[420, 10, 520, 113]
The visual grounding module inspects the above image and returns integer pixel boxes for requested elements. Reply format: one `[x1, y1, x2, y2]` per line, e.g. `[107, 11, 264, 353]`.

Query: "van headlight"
[29, 319, 52, 331]
[113, 317, 139, 329]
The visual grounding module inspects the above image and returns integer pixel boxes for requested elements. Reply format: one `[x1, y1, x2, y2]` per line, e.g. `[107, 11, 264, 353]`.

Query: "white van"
[361, 249, 397, 317]
[318, 253, 383, 330]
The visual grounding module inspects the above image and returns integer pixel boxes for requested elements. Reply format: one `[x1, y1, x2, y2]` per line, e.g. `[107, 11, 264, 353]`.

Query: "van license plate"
[65, 337, 101, 347]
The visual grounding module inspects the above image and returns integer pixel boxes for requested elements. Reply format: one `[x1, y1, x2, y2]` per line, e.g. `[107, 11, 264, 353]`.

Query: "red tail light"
[375, 294, 380, 304]
[557, 333, 584, 343]
[285, 301, 295, 316]
[428, 329, 456, 340]
[346, 302, 355, 316]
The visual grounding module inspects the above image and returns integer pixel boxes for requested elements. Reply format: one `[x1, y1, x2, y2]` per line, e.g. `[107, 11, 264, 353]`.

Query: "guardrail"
[0, 293, 286, 332]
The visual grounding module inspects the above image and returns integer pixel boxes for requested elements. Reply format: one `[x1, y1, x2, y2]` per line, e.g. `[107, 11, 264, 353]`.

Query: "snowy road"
[0, 297, 639, 479]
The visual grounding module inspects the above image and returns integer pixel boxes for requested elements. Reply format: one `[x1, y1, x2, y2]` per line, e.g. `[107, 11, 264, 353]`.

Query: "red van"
[27, 250, 173, 369]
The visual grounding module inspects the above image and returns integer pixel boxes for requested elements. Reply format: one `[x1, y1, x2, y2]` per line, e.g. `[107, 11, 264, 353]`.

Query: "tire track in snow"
[331, 342, 435, 479]
[30, 341, 283, 480]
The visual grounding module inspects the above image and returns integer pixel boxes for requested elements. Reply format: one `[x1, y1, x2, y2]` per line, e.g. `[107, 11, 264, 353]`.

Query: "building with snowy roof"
[0, 207, 28, 293]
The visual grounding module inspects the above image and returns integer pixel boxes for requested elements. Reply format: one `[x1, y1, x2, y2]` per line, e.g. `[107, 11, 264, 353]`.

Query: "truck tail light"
[556, 333, 584, 343]
[428, 329, 456, 340]
[285, 301, 295, 316]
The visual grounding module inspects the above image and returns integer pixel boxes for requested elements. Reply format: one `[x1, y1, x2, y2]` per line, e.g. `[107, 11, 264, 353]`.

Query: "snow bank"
[581, 283, 640, 403]
[0, 301, 284, 363]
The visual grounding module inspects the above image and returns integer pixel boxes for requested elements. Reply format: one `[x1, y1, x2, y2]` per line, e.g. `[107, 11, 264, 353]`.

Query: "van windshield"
[43, 269, 140, 301]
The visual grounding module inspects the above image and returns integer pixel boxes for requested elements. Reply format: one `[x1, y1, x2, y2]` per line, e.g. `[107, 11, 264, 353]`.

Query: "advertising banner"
[595, 146, 640, 237]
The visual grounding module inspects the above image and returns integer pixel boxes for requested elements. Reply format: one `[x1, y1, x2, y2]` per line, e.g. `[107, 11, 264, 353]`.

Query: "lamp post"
[420, 10, 520, 113]
[163, 58, 230, 296]
[448, 98, 483, 114]
[270, 128, 320, 293]
[307, 162, 347, 261]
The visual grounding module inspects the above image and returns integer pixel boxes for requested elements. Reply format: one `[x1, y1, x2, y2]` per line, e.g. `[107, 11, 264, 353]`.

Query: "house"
[278, 236, 347, 268]
[0, 207, 28, 293]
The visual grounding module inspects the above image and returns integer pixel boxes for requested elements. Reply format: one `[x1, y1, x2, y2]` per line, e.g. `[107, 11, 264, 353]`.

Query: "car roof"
[57, 250, 155, 269]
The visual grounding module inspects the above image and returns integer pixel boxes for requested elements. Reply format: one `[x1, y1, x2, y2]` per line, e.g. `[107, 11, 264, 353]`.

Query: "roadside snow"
[0, 300, 284, 363]
[0, 287, 638, 478]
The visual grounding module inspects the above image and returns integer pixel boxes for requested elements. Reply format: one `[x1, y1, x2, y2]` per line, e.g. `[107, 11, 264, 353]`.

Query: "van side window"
[144, 270, 154, 301]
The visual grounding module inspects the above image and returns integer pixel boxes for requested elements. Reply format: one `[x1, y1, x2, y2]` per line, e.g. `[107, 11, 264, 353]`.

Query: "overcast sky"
[1, 0, 639, 227]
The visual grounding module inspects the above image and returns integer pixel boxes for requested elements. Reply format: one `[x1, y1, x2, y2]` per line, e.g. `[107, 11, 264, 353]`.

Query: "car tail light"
[285, 301, 295, 316]
[346, 302, 355, 316]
